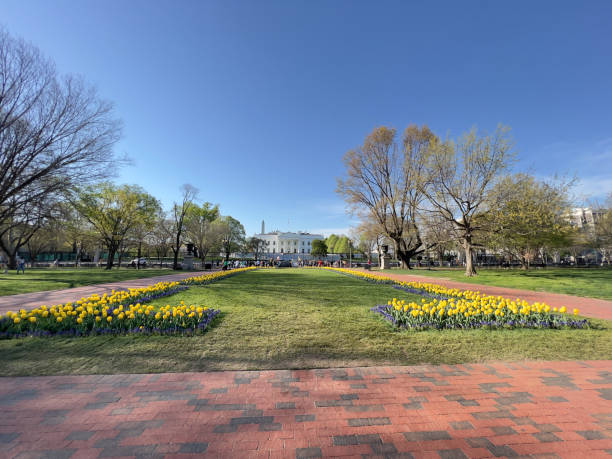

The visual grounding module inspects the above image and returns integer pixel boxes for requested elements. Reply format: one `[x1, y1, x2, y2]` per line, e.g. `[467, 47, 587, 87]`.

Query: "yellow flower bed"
[1, 267, 255, 338]
[323, 267, 586, 330]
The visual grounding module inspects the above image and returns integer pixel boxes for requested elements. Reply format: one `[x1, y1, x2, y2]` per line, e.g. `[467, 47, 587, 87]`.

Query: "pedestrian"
[0, 253, 7, 274]
[16, 256, 25, 274]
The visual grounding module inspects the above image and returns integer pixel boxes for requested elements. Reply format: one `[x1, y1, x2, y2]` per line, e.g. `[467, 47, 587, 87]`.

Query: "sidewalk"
[353, 269, 612, 321]
[1, 361, 610, 458]
[0, 271, 203, 314]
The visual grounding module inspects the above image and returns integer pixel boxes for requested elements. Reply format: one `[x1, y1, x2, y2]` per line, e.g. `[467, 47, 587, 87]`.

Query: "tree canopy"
[74, 183, 160, 269]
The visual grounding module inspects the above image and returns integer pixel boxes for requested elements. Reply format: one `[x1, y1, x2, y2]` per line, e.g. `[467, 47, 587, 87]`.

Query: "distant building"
[568, 207, 606, 229]
[255, 230, 324, 258]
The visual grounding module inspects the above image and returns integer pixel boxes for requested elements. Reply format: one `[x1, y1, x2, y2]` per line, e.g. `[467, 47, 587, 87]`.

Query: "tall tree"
[326, 234, 338, 254]
[75, 183, 160, 269]
[486, 174, 574, 269]
[245, 236, 266, 261]
[590, 194, 612, 264]
[128, 199, 162, 269]
[0, 194, 58, 267]
[170, 184, 198, 270]
[184, 202, 220, 264]
[0, 28, 121, 254]
[423, 126, 513, 276]
[311, 239, 328, 257]
[337, 125, 436, 269]
[148, 211, 174, 267]
[333, 236, 351, 255]
[216, 216, 245, 262]
[355, 220, 384, 263]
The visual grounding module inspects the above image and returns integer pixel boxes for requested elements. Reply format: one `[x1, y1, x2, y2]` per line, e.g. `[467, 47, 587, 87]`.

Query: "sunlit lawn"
[0, 268, 177, 296]
[1, 268, 610, 376]
[372, 267, 612, 300]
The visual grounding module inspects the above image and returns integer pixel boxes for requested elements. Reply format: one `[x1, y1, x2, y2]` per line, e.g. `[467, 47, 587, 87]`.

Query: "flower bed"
[0, 267, 254, 339]
[323, 267, 589, 330]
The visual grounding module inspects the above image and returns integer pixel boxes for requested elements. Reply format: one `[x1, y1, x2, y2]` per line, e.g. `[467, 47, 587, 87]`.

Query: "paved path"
[354, 269, 612, 321]
[0, 361, 611, 458]
[0, 272, 204, 314]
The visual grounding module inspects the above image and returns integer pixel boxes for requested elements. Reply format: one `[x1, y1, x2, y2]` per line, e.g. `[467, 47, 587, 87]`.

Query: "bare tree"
[422, 213, 455, 267]
[355, 219, 385, 264]
[170, 184, 198, 270]
[148, 211, 174, 267]
[423, 126, 514, 276]
[337, 125, 437, 268]
[0, 194, 57, 267]
[0, 28, 122, 245]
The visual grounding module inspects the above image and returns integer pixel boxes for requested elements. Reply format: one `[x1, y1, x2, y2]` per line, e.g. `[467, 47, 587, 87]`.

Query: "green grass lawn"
[0, 268, 178, 296]
[372, 267, 612, 300]
[1, 268, 610, 376]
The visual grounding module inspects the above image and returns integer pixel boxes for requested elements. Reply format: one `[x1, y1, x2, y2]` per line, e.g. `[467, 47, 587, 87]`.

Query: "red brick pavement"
[352, 269, 612, 321]
[0, 272, 204, 315]
[1, 361, 611, 458]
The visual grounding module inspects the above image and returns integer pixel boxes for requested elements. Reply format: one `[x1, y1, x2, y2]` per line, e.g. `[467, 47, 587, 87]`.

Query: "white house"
[255, 228, 324, 259]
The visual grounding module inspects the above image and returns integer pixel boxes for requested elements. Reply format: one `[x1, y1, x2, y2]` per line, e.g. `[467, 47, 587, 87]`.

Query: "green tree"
[245, 236, 266, 261]
[591, 194, 612, 264]
[334, 236, 351, 255]
[216, 216, 246, 262]
[486, 174, 574, 269]
[326, 234, 338, 254]
[75, 183, 160, 269]
[184, 202, 220, 264]
[311, 239, 328, 257]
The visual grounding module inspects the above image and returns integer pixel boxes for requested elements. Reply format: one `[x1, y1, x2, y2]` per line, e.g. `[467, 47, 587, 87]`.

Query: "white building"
[255, 230, 324, 258]
[568, 207, 606, 229]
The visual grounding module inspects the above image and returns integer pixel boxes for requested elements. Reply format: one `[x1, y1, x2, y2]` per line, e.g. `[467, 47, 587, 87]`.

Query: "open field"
[1, 268, 610, 376]
[373, 267, 612, 300]
[0, 268, 177, 296]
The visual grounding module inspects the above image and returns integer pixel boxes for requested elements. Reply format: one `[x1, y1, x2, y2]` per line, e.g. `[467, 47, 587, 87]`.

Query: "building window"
[294, 249, 297, 253]
[281, 248, 284, 253]
[301, 249, 304, 253]
[308, 241, 311, 245]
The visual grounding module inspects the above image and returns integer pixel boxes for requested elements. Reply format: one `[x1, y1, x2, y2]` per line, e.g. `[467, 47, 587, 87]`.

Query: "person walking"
[16, 256, 25, 274]
[0, 253, 7, 274]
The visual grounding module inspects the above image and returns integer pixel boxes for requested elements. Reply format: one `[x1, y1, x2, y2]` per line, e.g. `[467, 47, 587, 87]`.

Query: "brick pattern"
[0, 361, 610, 458]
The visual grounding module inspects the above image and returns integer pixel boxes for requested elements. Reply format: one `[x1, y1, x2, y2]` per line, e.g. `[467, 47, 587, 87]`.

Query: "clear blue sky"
[3, 0, 612, 236]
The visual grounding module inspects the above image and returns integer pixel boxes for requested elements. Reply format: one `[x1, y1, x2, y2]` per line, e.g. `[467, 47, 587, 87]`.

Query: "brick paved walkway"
[1, 361, 611, 458]
[353, 269, 612, 321]
[0, 272, 203, 315]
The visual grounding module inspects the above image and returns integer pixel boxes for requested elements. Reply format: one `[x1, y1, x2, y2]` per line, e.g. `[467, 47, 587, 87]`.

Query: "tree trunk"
[106, 244, 117, 270]
[117, 244, 125, 269]
[173, 233, 181, 270]
[137, 242, 142, 270]
[395, 250, 412, 270]
[8, 253, 17, 270]
[75, 244, 81, 268]
[463, 238, 477, 276]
